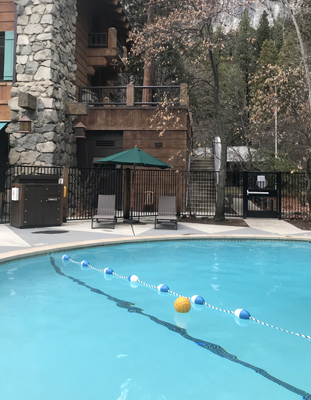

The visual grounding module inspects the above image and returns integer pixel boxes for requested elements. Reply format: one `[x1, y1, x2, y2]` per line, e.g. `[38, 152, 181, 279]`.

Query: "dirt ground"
[285, 219, 311, 230]
[178, 216, 311, 229]
[178, 216, 248, 227]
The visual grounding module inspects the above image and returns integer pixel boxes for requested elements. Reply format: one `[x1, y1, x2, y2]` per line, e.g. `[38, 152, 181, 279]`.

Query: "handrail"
[81, 86, 179, 90]
[135, 86, 180, 89]
[117, 39, 124, 58]
[88, 32, 108, 48]
[88, 32, 124, 58]
[79, 85, 185, 107]
[81, 86, 127, 90]
[134, 102, 181, 106]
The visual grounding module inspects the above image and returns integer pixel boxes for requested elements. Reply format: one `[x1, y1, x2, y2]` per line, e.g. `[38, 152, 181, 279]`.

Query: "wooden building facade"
[74, 0, 128, 91]
[69, 0, 192, 170]
[1, 0, 192, 170]
[78, 102, 192, 170]
[0, 0, 14, 164]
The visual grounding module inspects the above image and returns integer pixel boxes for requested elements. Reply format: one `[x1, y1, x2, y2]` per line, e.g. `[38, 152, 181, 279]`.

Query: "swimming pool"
[1, 240, 311, 399]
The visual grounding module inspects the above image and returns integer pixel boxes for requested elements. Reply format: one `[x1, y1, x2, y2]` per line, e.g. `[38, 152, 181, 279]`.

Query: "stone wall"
[7, 0, 78, 166]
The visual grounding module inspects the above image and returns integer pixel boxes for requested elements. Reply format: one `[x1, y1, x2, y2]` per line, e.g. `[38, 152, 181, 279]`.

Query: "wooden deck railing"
[78, 84, 189, 107]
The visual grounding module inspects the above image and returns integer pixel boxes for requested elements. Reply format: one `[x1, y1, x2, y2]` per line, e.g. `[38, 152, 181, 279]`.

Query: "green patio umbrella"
[97, 146, 171, 221]
[97, 146, 171, 169]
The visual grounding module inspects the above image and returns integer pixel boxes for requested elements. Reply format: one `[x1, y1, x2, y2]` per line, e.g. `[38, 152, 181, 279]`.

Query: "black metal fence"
[79, 86, 127, 106]
[67, 168, 179, 220]
[133, 86, 181, 106]
[280, 173, 310, 219]
[1, 166, 310, 224]
[78, 85, 182, 107]
[67, 167, 123, 220]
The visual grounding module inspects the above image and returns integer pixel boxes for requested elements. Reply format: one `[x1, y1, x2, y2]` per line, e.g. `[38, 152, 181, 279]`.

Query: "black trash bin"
[10, 175, 63, 228]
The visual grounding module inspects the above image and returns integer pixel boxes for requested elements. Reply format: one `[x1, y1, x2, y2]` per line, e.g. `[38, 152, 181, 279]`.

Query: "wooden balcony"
[78, 84, 189, 107]
[87, 28, 126, 68]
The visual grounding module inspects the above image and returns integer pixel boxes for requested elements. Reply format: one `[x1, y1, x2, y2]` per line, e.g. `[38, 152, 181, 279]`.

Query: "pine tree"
[271, 16, 284, 52]
[258, 40, 279, 66]
[236, 9, 256, 75]
[235, 9, 256, 124]
[256, 10, 271, 56]
[278, 33, 300, 68]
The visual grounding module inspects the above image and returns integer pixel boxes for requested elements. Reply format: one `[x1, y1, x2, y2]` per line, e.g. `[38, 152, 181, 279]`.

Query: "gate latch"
[247, 190, 269, 195]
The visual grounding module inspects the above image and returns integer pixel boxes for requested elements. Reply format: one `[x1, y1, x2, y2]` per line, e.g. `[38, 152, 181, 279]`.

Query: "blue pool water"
[1, 240, 311, 400]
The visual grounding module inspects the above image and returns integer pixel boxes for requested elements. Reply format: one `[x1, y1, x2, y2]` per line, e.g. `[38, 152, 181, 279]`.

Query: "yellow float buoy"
[174, 297, 191, 313]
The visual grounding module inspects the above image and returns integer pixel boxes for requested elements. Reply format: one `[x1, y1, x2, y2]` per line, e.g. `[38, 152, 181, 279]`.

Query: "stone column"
[7, 0, 78, 166]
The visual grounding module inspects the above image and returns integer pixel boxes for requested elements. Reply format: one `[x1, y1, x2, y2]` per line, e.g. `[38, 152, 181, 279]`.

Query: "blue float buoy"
[157, 284, 169, 292]
[234, 309, 251, 319]
[81, 260, 89, 268]
[128, 274, 139, 282]
[191, 295, 205, 305]
[104, 267, 113, 275]
[62, 254, 70, 261]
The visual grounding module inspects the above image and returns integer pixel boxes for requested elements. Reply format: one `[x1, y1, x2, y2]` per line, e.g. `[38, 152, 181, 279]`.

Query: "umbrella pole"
[130, 165, 135, 220]
[124, 165, 139, 224]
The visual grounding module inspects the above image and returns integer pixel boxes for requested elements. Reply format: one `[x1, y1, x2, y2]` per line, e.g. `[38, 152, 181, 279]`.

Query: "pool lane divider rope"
[62, 255, 311, 341]
[51, 256, 311, 400]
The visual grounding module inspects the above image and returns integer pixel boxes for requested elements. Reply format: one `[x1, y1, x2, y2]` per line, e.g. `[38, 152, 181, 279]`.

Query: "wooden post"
[62, 166, 69, 222]
[127, 84, 134, 106]
[180, 83, 189, 106]
[108, 28, 117, 52]
[122, 46, 127, 60]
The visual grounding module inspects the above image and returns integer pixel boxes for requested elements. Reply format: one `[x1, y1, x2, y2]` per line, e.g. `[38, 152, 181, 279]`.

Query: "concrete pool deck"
[1, 217, 311, 262]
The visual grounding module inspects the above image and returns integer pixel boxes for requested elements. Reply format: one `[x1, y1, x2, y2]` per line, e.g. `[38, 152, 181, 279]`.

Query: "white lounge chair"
[155, 196, 178, 230]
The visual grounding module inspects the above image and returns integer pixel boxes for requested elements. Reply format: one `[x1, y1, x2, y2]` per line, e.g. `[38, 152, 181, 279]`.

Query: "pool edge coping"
[1, 233, 311, 264]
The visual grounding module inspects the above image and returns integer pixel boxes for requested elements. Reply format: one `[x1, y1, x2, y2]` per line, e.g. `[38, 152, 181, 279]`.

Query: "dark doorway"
[76, 130, 123, 169]
[0, 124, 9, 165]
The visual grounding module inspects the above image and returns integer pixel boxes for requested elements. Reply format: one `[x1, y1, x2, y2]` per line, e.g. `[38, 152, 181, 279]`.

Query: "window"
[0, 33, 4, 81]
[0, 31, 14, 81]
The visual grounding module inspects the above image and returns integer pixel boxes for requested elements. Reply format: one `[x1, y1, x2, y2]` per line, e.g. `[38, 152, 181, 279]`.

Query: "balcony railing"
[117, 39, 124, 59]
[133, 86, 180, 106]
[88, 33, 108, 47]
[88, 30, 125, 59]
[79, 86, 127, 106]
[79, 84, 189, 107]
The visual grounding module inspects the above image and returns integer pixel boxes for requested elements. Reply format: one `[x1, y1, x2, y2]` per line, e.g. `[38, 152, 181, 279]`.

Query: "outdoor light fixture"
[74, 122, 86, 138]
[155, 142, 162, 147]
[18, 115, 32, 133]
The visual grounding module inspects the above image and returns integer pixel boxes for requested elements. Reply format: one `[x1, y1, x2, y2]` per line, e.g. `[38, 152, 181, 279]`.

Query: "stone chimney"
[7, 0, 78, 166]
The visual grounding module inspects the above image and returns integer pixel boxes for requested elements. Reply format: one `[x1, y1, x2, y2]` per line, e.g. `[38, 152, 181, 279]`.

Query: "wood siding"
[0, 82, 11, 120]
[0, 0, 14, 31]
[74, 0, 129, 99]
[75, 0, 92, 97]
[124, 130, 188, 169]
[0, 0, 14, 119]
[81, 107, 190, 132]
[80, 107, 192, 169]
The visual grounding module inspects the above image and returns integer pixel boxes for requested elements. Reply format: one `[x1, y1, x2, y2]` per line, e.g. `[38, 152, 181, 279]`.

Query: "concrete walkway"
[1, 217, 311, 262]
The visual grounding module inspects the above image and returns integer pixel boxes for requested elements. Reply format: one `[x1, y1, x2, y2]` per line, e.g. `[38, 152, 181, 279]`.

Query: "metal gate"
[243, 172, 281, 218]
